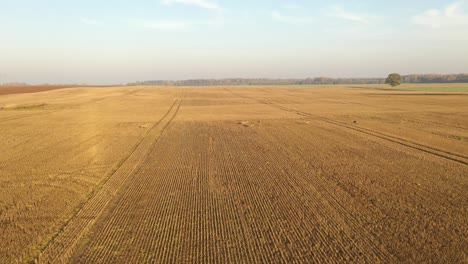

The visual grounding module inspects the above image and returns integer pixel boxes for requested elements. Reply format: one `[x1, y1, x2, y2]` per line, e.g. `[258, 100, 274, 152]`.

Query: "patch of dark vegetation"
[0, 104, 47, 111]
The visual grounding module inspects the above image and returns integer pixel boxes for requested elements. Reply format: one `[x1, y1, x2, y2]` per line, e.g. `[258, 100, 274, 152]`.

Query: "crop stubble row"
[73, 118, 418, 263]
[34, 97, 184, 263]
[0, 90, 172, 262]
[70, 88, 467, 263]
[1, 86, 466, 263]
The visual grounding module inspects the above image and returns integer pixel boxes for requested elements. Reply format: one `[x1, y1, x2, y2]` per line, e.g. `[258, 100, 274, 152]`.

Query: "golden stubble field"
[0, 85, 467, 263]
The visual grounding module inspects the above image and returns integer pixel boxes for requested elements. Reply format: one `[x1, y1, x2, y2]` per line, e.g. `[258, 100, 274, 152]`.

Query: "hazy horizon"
[1, 0, 468, 85]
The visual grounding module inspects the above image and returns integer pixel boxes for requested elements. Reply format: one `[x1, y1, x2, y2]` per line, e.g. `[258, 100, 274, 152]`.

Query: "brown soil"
[0, 85, 75, 96]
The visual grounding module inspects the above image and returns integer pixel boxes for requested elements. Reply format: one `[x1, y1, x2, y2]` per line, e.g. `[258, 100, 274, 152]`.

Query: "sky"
[0, 0, 468, 84]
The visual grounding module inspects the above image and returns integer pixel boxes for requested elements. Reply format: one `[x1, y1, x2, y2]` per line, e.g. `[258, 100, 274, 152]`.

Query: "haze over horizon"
[1, 0, 468, 85]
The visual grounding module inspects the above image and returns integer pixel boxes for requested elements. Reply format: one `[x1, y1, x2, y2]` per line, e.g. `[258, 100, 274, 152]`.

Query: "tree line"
[129, 74, 468, 86]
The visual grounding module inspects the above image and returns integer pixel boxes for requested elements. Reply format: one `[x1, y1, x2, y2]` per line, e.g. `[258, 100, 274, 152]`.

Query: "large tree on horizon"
[385, 73, 402, 87]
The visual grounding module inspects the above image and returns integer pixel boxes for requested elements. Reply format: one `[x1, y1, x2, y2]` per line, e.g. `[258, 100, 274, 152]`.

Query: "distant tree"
[385, 73, 401, 87]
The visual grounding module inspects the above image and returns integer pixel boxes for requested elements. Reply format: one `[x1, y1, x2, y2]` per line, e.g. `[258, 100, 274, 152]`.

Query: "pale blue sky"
[1, 0, 467, 84]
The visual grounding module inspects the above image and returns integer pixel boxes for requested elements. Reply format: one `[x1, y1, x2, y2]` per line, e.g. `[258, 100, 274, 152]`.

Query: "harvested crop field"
[0, 85, 467, 263]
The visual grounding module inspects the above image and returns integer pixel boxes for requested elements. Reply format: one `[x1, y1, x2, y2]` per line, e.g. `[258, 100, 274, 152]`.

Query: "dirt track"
[0, 85, 466, 263]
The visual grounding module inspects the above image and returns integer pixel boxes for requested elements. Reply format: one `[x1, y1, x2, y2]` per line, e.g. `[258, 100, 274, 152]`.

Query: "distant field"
[399, 86, 468, 92]
[350, 83, 468, 92]
[0, 85, 74, 95]
[0, 85, 467, 263]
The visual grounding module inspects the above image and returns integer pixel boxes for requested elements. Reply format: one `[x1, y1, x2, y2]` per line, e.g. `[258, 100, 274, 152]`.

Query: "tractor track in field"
[226, 88, 468, 166]
[72, 95, 184, 262]
[257, 87, 468, 131]
[34, 96, 183, 264]
[404, 116, 468, 131]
